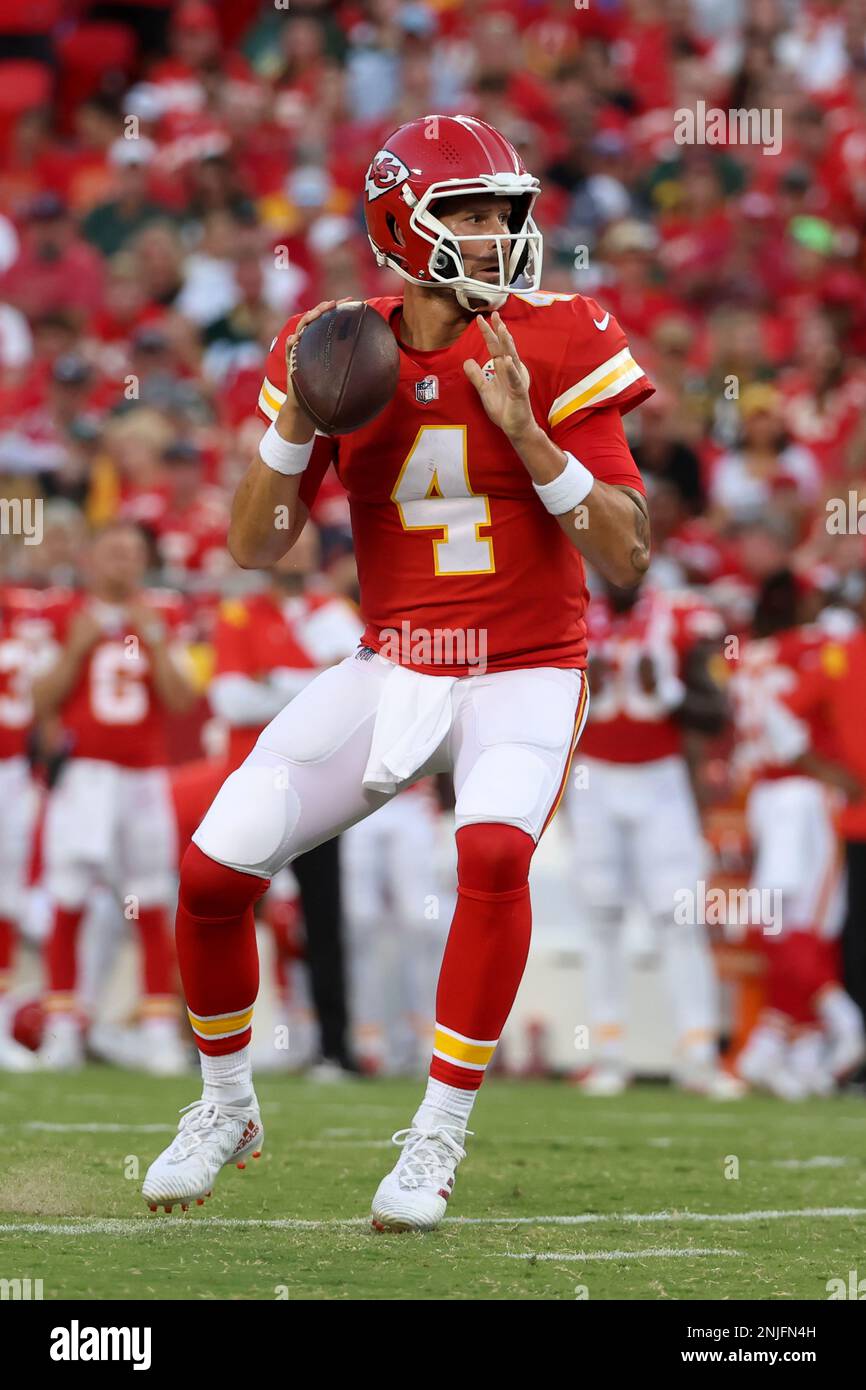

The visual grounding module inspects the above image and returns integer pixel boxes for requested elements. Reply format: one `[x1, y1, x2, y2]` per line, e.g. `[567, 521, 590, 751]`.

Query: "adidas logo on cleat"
[231, 1119, 261, 1156]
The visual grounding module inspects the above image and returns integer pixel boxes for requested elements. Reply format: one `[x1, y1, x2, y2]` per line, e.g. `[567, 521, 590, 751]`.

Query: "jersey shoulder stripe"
[548, 347, 646, 427]
[258, 376, 287, 421]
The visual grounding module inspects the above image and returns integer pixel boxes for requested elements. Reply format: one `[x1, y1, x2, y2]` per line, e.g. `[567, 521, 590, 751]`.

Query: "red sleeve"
[213, 604, 256, 677]
[255, 316, 300, 425]
[781, 654, 833, 723]
[545, 295, 654, 440]
[555, 404, 646, 493]
[256, 315, 338, 514]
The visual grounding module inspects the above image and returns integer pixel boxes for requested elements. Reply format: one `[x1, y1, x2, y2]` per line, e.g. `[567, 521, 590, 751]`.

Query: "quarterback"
[143, 115, 653, 1231]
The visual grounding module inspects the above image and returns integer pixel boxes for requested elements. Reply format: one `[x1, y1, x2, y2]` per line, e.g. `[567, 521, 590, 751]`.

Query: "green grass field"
[1, 1067, 864, 1300]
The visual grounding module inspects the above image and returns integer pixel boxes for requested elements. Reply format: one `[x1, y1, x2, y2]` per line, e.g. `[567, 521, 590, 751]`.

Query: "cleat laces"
[390, 1126, 470, 1190]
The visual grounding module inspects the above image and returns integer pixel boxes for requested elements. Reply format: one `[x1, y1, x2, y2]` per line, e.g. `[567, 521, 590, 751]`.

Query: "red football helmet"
[363, 114, 543, 310]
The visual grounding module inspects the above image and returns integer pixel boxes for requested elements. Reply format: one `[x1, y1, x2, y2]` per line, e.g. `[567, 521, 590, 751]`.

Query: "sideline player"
[343, 778, 449, 1075]
[33, 522, 196, 1071]
[143, 115, 653, 1231]
[732, 574, 866, 1094]
[565, 576, 741, 1098]
[0, 586, 54, 1069]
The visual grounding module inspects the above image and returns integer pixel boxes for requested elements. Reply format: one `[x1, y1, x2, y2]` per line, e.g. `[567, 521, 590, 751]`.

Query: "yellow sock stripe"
[141, 996, 178, 1018]
[44, 994, 77, 1013]
[595, 1023, 624, 1040]
[433, 1025, 497, 1068]
[187, 1005, 254, 1039]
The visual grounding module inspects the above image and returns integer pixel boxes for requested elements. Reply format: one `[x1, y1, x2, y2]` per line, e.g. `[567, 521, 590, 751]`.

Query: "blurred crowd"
[2, 0, 866, 608]
[3, 0, 866, 1086]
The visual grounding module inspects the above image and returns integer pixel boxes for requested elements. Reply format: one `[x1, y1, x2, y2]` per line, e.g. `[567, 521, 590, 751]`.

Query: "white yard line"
[0, 1123, 393, 1145]
[498, 1248, 743, 1261]
[772, 1157, 851, 1169]
[0, 1123, 175, 1133]
[1, 1207, 864, 1238]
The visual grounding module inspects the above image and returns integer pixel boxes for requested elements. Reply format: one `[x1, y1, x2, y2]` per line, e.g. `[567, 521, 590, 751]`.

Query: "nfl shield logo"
[415, 375, 439, 404]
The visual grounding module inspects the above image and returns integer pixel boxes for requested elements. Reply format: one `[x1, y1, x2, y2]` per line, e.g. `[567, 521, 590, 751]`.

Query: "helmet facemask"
[375, 174, 544, 311]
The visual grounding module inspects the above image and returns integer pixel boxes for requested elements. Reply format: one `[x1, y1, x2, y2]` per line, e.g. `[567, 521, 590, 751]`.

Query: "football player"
[143, 116, 653, 1230]
[0, 585, 55, 1070]
[732, 573, 866, 1095]
[564, 575, 742, 1099]
[33, 521, 196, 1072]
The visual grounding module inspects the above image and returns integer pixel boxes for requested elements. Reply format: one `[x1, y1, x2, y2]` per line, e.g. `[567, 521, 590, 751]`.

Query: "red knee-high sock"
[44, 906, 85, 1007]
[806, 935, 840, 1003]
[766, 930, 829, 1026]
[431, 823, 534, 1091]
[175, 843, 268, 1056]
[0, 916, 14, 993]
[264, 893, 304, 999]
[134, 905, 177, 1012]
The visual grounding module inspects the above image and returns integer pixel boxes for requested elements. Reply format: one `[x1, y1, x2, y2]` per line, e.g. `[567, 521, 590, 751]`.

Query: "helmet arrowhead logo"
[365, 149, 410, 201]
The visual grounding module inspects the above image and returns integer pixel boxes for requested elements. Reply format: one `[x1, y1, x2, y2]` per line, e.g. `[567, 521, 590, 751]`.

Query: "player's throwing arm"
[228, 300, 335, 570]
[465, 312, 651, 587]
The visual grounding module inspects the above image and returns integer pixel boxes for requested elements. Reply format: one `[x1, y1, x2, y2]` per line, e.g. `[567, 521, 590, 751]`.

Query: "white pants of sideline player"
[563, 753, 719, 1070]
[193, 652, 587, 877]
[0, 756, 38, 925]
[343, 788, 451, 1074]
[747, 775, 844, 937]
[44, 758, 178, 910]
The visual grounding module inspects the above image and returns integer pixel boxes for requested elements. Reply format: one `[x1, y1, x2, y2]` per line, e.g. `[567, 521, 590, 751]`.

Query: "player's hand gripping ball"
[290, 301, 400, 434]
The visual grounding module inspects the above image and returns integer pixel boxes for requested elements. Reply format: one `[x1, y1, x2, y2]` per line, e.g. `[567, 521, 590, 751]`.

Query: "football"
[290, 301, 400, 434]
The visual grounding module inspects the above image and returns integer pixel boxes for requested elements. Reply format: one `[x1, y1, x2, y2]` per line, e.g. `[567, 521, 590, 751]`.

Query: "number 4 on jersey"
[391, 426, 495, 576]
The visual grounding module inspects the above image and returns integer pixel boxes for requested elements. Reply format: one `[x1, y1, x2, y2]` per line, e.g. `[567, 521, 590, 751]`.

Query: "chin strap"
[454, 285, 509, 312]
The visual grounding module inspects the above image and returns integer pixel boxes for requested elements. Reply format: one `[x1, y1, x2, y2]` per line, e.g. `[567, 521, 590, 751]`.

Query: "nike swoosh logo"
[593, 313, 610, 331]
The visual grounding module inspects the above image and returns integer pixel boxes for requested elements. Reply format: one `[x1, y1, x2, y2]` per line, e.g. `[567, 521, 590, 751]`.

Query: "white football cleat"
[0, 1033, 38, 1071]
[789, 1031, 835, 1097]
[827, 1028, 866, 1083]
[142, 1098, 263, 1213]
[737, 1048, 807, 1101]
[38, 1014, 85, 1071]
[88, 1022, 142, 1069]
[90, 1021, 190, 1076]
[673, 1062, 746, 1100]
[578, 1063, 630, 1097]
[142, 1032, 192, 1078]
[371, 1124, 468, 1233]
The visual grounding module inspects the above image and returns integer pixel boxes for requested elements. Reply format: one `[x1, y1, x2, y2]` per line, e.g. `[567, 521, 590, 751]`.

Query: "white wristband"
[532, 452, 595, 515]
[258, 421, 314, 476]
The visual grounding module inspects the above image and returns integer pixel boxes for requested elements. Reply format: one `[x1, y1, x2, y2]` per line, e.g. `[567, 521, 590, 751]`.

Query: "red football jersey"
[729, 626, 838, 787]
[0, 587, 59, 759]
[778, 629, 866, 839]
[213, 590, 362, 765]
[257, 292, 652, 676]
[579, 587, 723, 764]
[45, 590, 188, 768]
